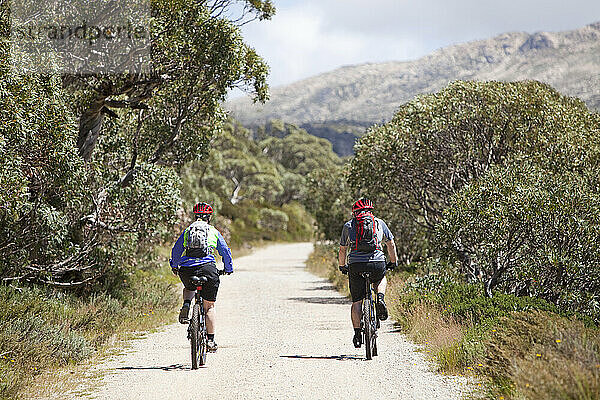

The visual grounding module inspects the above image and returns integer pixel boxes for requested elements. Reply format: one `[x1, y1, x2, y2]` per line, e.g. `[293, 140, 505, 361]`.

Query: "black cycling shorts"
[348, 261, 386, 302]
[177, 262, 220, 302]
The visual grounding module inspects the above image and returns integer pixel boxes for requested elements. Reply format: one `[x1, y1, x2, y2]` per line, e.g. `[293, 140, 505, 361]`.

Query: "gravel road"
[80, 243, 470, 400]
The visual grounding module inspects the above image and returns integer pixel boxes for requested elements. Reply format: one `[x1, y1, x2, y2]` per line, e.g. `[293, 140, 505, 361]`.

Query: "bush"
[439, 163, 600, 322]
[0, 265, 179, 399]
[258, 208, 289, 232]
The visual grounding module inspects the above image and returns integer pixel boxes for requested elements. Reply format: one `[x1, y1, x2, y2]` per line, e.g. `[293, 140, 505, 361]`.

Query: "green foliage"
[257, 208, 289, 232]
[179, 119, 340, 245]
[259, 124, 341, 175]
[305, 165, 353, 241]
[350, 80, 600, 263]
[439, 163, 600, 322]
[0, 1, 277, 287]
[0, 71, 89, 282]
[403, 269, 557, 326]
[180, 121, 284, 208]
[68, 0, 273, 163]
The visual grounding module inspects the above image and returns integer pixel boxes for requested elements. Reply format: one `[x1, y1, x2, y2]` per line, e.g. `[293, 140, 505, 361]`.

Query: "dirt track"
[78, 243, 470, 400]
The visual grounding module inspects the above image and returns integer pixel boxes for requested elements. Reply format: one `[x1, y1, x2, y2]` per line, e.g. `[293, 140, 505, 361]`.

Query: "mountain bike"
[360, 271, 379, 360]
[186, 269, 227, 369]
[188, 275, 209, 369]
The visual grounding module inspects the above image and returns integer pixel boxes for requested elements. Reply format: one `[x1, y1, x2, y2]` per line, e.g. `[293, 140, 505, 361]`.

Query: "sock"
[207, 334, 215, 341]
[354, 328, 361, 336]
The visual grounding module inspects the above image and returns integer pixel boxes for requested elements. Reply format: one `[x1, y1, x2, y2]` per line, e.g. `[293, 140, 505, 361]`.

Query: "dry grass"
[306, 244, 349, 296]
[484, 311, 600, 399]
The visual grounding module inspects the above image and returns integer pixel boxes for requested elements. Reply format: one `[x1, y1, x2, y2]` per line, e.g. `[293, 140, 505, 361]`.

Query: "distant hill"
[227, 22, 600, 155]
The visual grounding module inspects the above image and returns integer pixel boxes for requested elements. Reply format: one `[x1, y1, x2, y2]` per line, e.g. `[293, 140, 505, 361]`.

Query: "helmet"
[193, 202, 213, 215]
[352, 198, 374, 213]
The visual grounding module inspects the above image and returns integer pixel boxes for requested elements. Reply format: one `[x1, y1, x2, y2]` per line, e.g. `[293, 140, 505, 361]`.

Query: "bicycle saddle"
[190, 276, 209, 286]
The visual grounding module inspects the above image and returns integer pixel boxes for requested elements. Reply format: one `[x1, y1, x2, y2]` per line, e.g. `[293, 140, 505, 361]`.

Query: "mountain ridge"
[227, 22, 600, 129]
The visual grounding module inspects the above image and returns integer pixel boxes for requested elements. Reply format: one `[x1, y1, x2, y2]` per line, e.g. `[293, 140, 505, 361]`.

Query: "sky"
[231, 0, 600, 97]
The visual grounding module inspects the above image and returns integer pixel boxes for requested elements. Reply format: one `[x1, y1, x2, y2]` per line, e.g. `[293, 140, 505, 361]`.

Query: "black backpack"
[352, 211, 379, 252]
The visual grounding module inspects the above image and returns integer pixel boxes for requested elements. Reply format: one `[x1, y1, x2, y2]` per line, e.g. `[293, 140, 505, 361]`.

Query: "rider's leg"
[374, 275, 389, 321]
[183, 288, 195, 302]
[203, 299, 216, 334]
[351, 300, 362, 328]
[179, 288, 196, 323]
[375, 275, 387, 295]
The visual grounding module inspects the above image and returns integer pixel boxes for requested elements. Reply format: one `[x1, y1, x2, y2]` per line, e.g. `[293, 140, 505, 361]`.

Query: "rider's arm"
[338, 246, 348, 266]
[170, 232, 185, 268]
[339, 223, 349, 266]
[216, 231, 234, 273]
[384, 239, 398, 264]
[381, 220, 398, 264]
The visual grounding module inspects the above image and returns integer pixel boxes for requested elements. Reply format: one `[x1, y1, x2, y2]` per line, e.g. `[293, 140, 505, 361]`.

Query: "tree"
[350, 80, 600, 262]
[66, 0, 274, 165]
[0, 1, 275, 287]
[259, 121, 341, 175]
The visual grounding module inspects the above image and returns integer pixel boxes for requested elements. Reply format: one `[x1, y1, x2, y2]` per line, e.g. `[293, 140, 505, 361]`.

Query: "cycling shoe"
[376, 297, 388, 321]
[178, 304, 190, 324]
[353, 332, 362, 348]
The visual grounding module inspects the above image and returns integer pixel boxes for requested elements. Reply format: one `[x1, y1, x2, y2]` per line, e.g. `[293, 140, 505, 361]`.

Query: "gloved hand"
[339, 265, 349, 275]
[171, 267, 179, 276]
[386, 261, 397, 271]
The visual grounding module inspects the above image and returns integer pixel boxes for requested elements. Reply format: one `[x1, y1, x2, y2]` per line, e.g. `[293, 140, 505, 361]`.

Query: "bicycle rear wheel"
[198, 307, 207, 366]
[190, 303, 201, 369]
[370, 299, 378, 357]
[363, 298, 373, 360]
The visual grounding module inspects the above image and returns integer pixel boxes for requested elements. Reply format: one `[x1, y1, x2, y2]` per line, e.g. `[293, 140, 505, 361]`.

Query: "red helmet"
[193, 202, 213, 215]
[352, 198, 374, 213]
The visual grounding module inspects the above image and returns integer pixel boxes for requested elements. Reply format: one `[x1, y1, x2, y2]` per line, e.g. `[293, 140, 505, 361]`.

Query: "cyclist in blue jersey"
[170, 202, 233, 352]
[338, 198, 398, 348]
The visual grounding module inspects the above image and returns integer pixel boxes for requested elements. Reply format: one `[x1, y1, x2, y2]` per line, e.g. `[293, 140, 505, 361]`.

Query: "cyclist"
[338, 198, 398, 348]
[170, 202, 233, 352]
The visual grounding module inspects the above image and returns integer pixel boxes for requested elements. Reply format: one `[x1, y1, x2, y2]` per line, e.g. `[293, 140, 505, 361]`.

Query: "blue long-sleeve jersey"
[170, 225, 233, 272]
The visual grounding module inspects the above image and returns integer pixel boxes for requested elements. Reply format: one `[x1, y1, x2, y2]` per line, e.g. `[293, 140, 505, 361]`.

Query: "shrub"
[257, 208, 289, 232]
[439, 163, 600, 322]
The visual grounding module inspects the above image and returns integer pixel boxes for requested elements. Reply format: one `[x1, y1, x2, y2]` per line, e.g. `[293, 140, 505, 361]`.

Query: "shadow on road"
[280, 355, 363, 361]
[117, 364, 192, 371]
[288, 296, 348, 305]
[305, 285, 337, 291]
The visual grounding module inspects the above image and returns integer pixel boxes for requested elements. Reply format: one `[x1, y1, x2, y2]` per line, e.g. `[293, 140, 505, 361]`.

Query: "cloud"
[238, 0, 600, 89]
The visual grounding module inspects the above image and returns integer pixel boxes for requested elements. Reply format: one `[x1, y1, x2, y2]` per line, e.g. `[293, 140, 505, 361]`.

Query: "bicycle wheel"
[363, 298, 373, 360]
[198, 307, 207, 366]
[370, 299, 378, 357]
[190, 302, 200, 369]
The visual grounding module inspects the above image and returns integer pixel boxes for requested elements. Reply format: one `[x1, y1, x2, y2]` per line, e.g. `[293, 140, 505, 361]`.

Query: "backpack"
[352, 211, 379, 252]
[185, 220, 211, 258]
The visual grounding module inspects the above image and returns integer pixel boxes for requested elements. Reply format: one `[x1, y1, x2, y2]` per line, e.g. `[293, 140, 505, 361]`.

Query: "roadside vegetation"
[307, 81, 600, 399]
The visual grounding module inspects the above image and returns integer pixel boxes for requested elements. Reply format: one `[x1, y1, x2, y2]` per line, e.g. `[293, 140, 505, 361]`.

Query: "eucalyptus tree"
[350, 80, 600, 264]
[0, 0, 274, 286]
